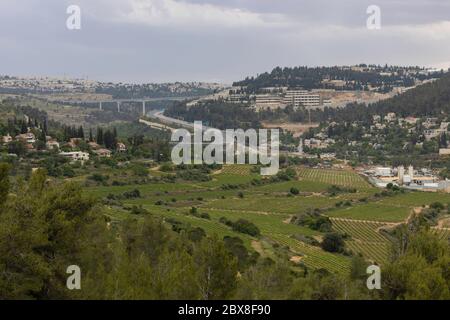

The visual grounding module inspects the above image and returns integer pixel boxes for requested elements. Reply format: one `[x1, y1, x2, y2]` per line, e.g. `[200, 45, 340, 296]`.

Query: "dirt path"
[251, 240, 265, 257]
[202, 207, 271, 215]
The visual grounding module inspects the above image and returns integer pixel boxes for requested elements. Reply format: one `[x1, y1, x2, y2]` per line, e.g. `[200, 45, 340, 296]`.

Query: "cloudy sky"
[1, 0, 449, 83]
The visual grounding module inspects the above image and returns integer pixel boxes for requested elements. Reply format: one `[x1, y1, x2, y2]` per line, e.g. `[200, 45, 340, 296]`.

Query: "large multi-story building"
[253, 94, 285, 110]
[284, 89, 321, 109]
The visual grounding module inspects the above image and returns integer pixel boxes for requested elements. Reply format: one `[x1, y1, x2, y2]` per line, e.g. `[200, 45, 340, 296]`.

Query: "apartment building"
[284, 89, 321, 109]
[253, 94, 286, 110]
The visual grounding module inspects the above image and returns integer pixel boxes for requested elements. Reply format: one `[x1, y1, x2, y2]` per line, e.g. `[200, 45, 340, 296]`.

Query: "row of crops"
[331, 218, 391, 243]
[297, 167, 372, 189]
[220, 165, 252, 175]
[269, 233, 351, 274]
[331, 218, 391, 264]
[346, 241, 390, 265]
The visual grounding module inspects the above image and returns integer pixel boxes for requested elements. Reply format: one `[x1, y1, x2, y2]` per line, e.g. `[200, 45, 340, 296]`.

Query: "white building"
[284, 89, 321, 109]
[375, 167, 392, 177]
[253, 94, 285, 110]
[59, 151, 89, 162]
[46, 140, 60, 150]
[15, 132, 36, 144]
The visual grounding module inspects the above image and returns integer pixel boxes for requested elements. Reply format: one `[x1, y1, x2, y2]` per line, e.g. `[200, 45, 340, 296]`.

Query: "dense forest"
[309, 71, 450, 123]
[165, 101, 261, 130]
[233, 65, 442, 93]
[0, 166, 449, 300]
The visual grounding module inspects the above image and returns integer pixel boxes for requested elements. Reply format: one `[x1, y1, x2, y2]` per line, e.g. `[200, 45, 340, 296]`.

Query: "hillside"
[316, 71, 450, 123]
[233, 65, 443, 93]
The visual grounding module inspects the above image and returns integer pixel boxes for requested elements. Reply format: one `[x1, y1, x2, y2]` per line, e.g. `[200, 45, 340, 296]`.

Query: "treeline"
[94, 127, 118, 149]
[262, 72, 450, 123]
[95, 83, 214, 99]
[233, 65, 441, 93]
[165, 101, 261, 130]
[0, 165, 449, 300]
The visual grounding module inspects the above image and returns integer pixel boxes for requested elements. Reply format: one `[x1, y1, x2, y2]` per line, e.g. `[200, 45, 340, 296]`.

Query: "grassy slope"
[86, 165, 450, 274]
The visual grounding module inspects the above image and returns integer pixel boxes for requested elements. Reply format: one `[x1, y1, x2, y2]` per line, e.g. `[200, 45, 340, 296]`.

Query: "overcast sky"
[1, 0, 449, 83]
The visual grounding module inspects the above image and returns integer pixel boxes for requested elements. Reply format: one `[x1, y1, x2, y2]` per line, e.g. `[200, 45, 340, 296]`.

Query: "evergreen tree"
[20, 121, 27, 134]
[0, 163, 10, 206]
[77, 126, 84, 139]
[96, 127, 104, 145]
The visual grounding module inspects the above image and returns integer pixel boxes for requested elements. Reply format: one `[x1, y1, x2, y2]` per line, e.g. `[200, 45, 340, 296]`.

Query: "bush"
[321, 232, 345, 253]
[291, 209, 332, 232]
[231, 219, 260, 237]
[200, 212, 210, 220]
[190, 207, 198, 214]
[430, 202, 444, 211]
[123, 189, 141, 199]
[290, 187, 300, 195]
[130, 205, 149, 215]
[88, 173, 109, 183]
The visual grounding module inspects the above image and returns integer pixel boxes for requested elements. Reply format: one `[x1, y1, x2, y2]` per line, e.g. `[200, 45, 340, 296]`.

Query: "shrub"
[321, 232, 345, 253]
[231, 219, 260, 237]
[123, 189, 141, 199]
[200, 212, 210, 220]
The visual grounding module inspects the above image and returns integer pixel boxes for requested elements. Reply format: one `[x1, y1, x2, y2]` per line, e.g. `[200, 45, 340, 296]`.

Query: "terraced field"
[89, 164, 449, 275]
[327, 203, 411, 222]
[297, 168, 372, 190]
[269, 233, 351, 273]
[220, 165, 252, 175]
[331, 218, 392, 264]
[204, 194, 338, 215]
[433, 228, 450, 241]
[346, 241, 390, 265]
[331, 219, 391, 242]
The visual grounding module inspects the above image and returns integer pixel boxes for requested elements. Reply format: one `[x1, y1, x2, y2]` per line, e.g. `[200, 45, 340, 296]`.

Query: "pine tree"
[0, 163, 10, 206]
[78, 126, 84, 139]
[96, 127, 104, 145]
[43, 119, 48, 136]
[20, 121, 27, 134]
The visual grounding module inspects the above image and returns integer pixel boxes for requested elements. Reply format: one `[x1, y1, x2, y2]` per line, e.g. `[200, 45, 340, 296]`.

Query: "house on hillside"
[117, 142, 127, 152]
[15, 132, 36, 144]
[46, 139, 60, 150]
[93, 148, 112, 158]
[59, 151, 90, 162]
[88, 141, 101, 150]
[67, 138, 83, 149]
[2, 134, 12, 144]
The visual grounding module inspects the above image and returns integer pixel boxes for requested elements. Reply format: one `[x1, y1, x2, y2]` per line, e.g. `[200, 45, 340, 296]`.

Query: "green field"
[297, 168, 373, 190]
[327, 203, 411, 222]
[88, 165, 449, 274]
[331, 218, 391, 264]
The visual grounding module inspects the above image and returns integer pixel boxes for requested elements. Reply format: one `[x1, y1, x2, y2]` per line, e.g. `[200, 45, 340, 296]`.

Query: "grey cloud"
[0, 0, 449, 83]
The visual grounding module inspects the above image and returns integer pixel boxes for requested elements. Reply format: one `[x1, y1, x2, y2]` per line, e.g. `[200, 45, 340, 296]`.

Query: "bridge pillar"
[117, 101, 121, 112]
[99, 101, 102, 111]
[142, 101, 146, 116]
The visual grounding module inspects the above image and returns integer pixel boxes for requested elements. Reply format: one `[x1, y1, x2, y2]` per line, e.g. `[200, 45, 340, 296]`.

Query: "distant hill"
[319, 72, 450, 122]
[233, 65, 444, 93]
[368, 72, 450, 117]
[94, 82, 224, 99]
